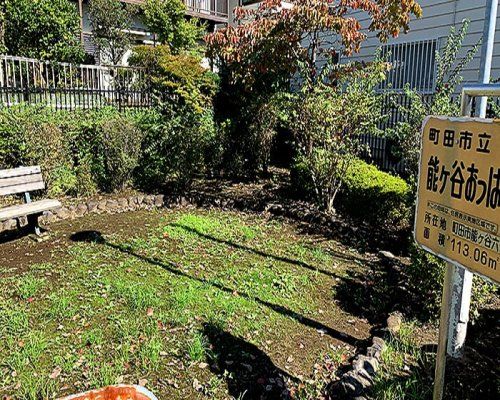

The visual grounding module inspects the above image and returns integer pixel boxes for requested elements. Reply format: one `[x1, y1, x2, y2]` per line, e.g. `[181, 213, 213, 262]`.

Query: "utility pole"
[446, 0, 498, 360]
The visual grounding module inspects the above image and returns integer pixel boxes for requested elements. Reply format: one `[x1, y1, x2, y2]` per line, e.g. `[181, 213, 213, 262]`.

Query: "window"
[379, 38, 438, 93]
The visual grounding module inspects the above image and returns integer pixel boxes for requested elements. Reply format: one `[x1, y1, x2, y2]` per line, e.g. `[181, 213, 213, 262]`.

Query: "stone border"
[327, 336, 386, 399]
[0, 194, 165, 233]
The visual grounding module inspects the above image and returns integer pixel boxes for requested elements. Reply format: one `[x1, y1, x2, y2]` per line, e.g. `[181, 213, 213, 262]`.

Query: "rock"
[106, 199, 119, 212]
[76, 204, 88, 217]
[378, 250, 397, 265]
[55, 207, 70, 220]
[118, 198, 129, 210]
[43, 211, 57, 224]
[87, 201, 98, 213]
[18, 216, 28, 227]
[387, 312, 403, 336]
[154, 194, 164, 207]
[97, 199, 108, 212]
[3, 219, 16, 231]
[372, 336, 386, 352]
[353, 355, 378, 378]
[68, 205, 77, 219]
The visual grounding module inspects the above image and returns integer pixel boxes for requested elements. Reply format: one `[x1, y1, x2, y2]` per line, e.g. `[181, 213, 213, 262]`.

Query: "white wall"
[345, 0, 500, 90]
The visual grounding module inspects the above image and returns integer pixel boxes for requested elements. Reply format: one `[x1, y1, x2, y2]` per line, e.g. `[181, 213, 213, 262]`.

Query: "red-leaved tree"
[205, 0, 422, 86]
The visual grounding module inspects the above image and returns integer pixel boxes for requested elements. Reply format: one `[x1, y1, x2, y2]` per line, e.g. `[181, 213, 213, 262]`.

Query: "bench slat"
[0, 166, 41, 179]
[0, 199, 61, 221]
[0, 174, 44, 188]
[0, 181, 45, 196]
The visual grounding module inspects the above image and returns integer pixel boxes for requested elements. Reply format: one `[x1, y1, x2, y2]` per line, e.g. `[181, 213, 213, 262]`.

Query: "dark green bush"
[292, 158, 410, 227]
[0, 106, 153, 196]
[339, 158, 411, 227]
[136, 106, 216, 191]
[407, 244, 496, 322]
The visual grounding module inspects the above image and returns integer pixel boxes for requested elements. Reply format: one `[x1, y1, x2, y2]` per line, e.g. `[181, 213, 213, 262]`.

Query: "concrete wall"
[345, 0, 500, 90]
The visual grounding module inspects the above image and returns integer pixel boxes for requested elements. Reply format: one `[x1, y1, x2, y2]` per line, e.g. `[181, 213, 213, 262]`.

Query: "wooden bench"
[0, 166, 61, 235]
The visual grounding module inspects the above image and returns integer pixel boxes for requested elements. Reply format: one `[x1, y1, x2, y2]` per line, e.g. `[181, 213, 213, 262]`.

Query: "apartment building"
[347, 0, 500, 95]
[72, 0, 231, 63]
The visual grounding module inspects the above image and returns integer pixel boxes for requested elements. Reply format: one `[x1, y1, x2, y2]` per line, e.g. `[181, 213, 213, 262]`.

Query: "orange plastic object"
[57, 385, 158, 400]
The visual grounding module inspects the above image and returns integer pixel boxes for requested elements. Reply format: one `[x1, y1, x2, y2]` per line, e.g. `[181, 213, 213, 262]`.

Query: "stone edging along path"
[0, 194, 166, 233]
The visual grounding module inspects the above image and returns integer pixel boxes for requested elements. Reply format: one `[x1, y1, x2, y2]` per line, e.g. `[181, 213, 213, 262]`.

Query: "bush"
[136, 106, 216, 191]
[0, 106, 152, 196]
[407, 245, 497, 322]
[0, 106, 77, 196]
[283, 61, 387, 213]
[339, 158, 411, 227]
[97, 116, 143, 192]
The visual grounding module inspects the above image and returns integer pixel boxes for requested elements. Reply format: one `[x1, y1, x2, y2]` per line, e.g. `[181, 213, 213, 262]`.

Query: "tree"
[387, 20, 480, 191]
[286, 61, 388, 213]
[88, 0, 137, 65]
[3, 0, 84, 62]
[143, 0, 205, 55]
[206, 0, 422, 88]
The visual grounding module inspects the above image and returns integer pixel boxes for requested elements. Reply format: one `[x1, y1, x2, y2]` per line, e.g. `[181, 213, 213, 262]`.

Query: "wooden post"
[433, 262, 454, 400]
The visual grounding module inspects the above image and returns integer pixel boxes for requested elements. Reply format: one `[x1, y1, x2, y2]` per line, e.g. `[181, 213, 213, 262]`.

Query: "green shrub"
[0, 106, 77, 196]
[98, 116, 143, 191]
[0, 106, 153, 196]
[136, 106, 216, 190]
[339, 158, 411, 227]
[407, 245, 497, 322]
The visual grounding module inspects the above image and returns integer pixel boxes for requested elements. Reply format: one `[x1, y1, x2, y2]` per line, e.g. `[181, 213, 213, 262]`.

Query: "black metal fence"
[0, 55, 152, 111]
[361, 92, 500, 176]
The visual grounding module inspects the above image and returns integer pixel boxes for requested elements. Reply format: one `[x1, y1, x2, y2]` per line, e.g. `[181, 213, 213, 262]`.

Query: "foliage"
[89, 0, 137, 65]
[213, 90, 282, 178]
[130, 45, 218, 114]
[136, 106, 216, 190]
[407, 244, 496, 321]
[0, 106, 76, 196]
[339, 158, 411, 227]
[387, 20, 480, 190]
[283, 61, 388, 213]
[98, 117, 144, 192]
[206, 0, 422, 88]
[3, 0, 84, 62]
[143, 0, 205, 55]
[0, 106, 153, 196]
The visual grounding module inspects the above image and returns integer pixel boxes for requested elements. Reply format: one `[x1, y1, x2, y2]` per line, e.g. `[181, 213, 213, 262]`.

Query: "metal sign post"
[415, 84, 500, 400]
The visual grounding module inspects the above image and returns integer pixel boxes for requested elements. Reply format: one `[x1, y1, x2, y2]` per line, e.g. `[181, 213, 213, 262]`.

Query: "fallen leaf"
[146, 307, 154, 317]
[138, 378, 148, 387]
[49, 367, 62, 380]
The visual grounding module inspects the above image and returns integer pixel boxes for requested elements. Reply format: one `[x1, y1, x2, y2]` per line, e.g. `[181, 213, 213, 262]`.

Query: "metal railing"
[184, 0, 229, 19]
[0, 55, 152, 111]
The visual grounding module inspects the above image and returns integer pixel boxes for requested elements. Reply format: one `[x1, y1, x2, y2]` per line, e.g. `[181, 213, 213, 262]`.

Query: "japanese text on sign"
[415, 117, 500, 283]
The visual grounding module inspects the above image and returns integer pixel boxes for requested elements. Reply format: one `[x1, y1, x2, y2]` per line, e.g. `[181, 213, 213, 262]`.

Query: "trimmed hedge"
[291, 157, 411, 227]
[0, 106, 154, 196]
[339, 158, 410, 227]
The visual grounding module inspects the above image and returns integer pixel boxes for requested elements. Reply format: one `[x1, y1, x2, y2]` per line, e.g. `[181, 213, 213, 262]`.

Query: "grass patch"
[0, 208, 364, 399]
[371, 322, 433, 400]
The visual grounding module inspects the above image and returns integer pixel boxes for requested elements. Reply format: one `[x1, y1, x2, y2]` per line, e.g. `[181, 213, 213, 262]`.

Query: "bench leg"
[27, 214, 41, 236]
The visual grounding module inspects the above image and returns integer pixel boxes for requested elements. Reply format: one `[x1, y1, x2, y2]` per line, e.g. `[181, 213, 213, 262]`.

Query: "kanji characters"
[426, 156, 440, 192]
[476, 132, 491, 153]
[443, 130, 455, 147]
[429, 128, 439, 145]
[459, 130, 473, 150]
[450, 161, 465, 199]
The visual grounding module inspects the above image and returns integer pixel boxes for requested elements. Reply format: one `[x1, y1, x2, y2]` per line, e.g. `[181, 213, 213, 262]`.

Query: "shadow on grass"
[203, 323, 293, 399]
[70, 230, 362, 347]
[169, 223, 350, 281]
[333, 259, 403, 325]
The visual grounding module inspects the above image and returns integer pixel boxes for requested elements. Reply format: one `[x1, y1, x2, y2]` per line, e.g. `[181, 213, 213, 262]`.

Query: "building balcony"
[120, 0, 229, 22]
